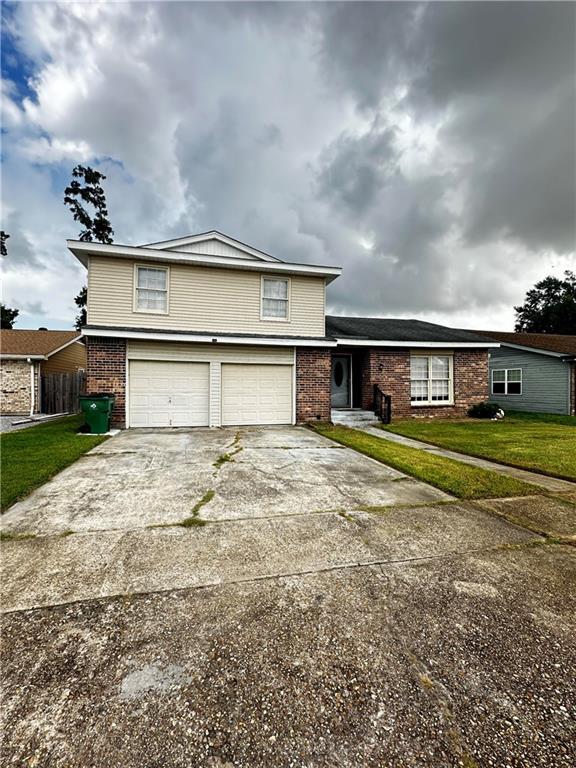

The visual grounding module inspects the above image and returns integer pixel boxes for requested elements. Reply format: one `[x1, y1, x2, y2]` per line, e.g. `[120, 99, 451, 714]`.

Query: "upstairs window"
[261, 277, 289, 320]
[410, 355, 453, 405]
[135, 266, 168, 313]
[492, 368, 522, 395]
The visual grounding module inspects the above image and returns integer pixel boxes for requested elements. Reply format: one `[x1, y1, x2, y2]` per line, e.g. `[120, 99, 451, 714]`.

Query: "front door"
[331, 355, 351, 408]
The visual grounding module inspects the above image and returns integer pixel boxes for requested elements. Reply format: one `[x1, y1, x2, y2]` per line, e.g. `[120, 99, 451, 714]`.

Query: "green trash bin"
[80, 393, 116, 434]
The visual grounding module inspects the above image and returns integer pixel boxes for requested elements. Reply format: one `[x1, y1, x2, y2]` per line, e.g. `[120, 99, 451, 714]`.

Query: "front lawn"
[311, 424, 539, 500]
[1, 416, 107, 511]
[382, 411, 576, 481]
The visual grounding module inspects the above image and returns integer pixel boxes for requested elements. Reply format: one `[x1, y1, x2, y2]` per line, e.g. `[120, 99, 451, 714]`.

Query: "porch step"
[331, 409, 379, 427]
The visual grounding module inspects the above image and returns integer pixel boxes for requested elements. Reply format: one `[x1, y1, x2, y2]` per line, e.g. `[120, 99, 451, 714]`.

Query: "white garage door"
[129, 360, 210, 427]
[221, 364, 293, 426]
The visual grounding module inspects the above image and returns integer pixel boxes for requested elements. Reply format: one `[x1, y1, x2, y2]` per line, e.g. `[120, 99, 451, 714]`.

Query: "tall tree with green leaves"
[64, 165, 114, 328]
[1, 303, 19, 329]
[514, 271, 576, 334]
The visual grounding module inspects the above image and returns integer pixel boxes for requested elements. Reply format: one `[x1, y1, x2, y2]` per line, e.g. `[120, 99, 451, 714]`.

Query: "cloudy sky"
[1, 1, 575, 331]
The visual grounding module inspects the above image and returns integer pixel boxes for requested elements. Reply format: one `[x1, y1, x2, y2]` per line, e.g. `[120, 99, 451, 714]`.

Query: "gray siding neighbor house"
[473, 331, 576, 416]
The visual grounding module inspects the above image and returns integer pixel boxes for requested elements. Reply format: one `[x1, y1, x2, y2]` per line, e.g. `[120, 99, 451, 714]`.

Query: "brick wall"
[1, 359, 33, 415]
[296, 347, 332, 422]
[86, 337, 126, 427]
[360, 349, 412, 417]
[358, 348, 489, 420]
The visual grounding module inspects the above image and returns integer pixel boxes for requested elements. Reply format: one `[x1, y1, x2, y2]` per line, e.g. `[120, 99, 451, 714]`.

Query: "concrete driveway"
[2, 426, 575, 766]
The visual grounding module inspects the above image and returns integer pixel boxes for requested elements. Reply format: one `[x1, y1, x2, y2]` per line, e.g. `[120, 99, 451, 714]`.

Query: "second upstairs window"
[135, 266, 169, 313]
[261, 277, 289, 320]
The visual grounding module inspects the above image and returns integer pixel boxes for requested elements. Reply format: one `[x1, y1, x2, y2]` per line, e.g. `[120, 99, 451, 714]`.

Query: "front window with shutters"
[135, 265, 169, 314]
[410, 355, 453, 405]
[261, 277, 290, 321]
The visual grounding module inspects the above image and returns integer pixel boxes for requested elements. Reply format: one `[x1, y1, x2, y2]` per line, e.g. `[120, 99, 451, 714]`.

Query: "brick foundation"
[86, 337, 126, 427]
[296, 347, 332, 423]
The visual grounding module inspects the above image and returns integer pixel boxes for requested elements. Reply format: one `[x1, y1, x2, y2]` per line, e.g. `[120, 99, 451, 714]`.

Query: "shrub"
[468, 401, 501, 419]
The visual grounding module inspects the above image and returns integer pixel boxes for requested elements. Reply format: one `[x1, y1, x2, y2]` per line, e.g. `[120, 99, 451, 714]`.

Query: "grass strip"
[311, 423, 540, 500]
[1, 415, 107, 512]
[382, 411, 576, 482]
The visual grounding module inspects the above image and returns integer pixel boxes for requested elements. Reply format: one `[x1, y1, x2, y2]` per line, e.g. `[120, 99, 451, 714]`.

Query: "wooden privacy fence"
[40, 371, 86, 414]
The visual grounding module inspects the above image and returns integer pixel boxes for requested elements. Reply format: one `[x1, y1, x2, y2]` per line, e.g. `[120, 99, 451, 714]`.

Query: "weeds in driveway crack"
[213, 431, 243, 472]
[179, 489, 214, 527]
[147, 489, 215, 530]
[0, 530, 36, 542]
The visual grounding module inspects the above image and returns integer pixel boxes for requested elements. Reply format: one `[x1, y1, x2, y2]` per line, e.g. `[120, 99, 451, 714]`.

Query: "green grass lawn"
[1, 415, 107, 512]
[381, 411, 576, 482]
[311, 423, 539, 500]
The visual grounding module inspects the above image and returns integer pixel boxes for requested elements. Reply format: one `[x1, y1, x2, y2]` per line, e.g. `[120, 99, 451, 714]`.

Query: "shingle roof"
[326, 316, 493, 344]
[471, 330, 576, 356]
[0, 329, 81, 357]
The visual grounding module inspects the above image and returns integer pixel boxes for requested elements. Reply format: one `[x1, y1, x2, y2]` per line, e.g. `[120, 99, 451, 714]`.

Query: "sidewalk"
[361, 425, 576, 495]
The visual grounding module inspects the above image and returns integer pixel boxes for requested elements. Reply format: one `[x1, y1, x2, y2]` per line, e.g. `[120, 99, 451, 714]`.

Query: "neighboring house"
[473, 331, 576, 416]
[0, 330, 86, 415]
[67, 231, 494, 428]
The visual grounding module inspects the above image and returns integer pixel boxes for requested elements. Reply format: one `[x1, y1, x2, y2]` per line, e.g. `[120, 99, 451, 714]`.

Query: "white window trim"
[491, 368, 522, 396]
[410, 353, 454, 406]
[133, 264, 170, 315]
[260, 275, 291, 322]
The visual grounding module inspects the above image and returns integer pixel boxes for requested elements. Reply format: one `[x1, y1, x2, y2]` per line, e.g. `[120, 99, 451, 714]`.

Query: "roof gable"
[0, 330, 81, 357]
[142, 231, 281, 262]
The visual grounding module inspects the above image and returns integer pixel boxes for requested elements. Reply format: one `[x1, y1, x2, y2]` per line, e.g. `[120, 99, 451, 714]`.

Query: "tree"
[64, 165, 114, 243]
[74, 286, 87, 331]
[0, 231, 9, 257]
[514, 271, 576, 334]
[1, 303, 19, 329]
[64, 165, 114, 329]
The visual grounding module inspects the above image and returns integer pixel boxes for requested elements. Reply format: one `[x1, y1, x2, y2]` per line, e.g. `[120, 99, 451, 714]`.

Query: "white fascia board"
[81, 327, 337, 347]
[143, 231, 281, 262]
[496, 341, 569, 358]
[334, 338, 498, 349]
[67, 240, 342, 283]
[0, 354, 46, 360]
[45, 336, 84, 358]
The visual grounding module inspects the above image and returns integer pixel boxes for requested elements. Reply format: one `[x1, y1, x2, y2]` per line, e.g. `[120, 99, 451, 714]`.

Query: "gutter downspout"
[27, 358, 35, 417]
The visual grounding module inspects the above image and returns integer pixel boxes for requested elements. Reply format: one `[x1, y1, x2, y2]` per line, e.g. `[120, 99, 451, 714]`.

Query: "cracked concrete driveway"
[2, 426, 575, 767]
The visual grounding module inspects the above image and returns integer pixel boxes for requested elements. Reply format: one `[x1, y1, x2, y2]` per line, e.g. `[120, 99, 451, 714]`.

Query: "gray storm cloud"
[1, 1, 574, 330]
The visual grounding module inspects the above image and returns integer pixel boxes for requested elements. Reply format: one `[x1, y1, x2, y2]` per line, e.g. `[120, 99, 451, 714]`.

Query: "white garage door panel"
[129, 361, 209, 427]
[221, 364, 292, 426]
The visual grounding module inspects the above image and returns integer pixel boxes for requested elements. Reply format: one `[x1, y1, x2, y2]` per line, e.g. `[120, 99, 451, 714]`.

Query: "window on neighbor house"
[492, 368, 522, 395]
[135, 266, 168, 313]
[410, 355, 453, 405]
[261, 277, 289, 320]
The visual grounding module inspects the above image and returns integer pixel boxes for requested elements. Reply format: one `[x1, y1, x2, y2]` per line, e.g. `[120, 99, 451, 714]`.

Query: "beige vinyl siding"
[127, 341, 294, 427]
[88, 257, 325, 337]
[42, 341, 87, 375]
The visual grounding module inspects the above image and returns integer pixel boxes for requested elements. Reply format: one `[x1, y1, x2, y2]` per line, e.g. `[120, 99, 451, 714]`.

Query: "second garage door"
[221, 363, 293, 426]
[129, 360, 210, 427]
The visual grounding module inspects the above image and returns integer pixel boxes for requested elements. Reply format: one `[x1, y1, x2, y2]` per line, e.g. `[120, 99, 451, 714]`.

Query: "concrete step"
[331, 410, 379, 426]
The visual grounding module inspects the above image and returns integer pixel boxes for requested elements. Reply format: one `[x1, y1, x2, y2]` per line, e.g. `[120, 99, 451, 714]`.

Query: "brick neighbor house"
[66, 230, 496, 429]
[0, 330, 86, 415]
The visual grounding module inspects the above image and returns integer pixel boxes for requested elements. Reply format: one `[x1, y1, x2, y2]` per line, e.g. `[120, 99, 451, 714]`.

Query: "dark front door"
[331, 355, 351, 408]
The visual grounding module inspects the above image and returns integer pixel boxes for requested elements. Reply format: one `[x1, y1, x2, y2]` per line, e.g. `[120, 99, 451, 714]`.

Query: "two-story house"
[67, 231, 495, 428]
